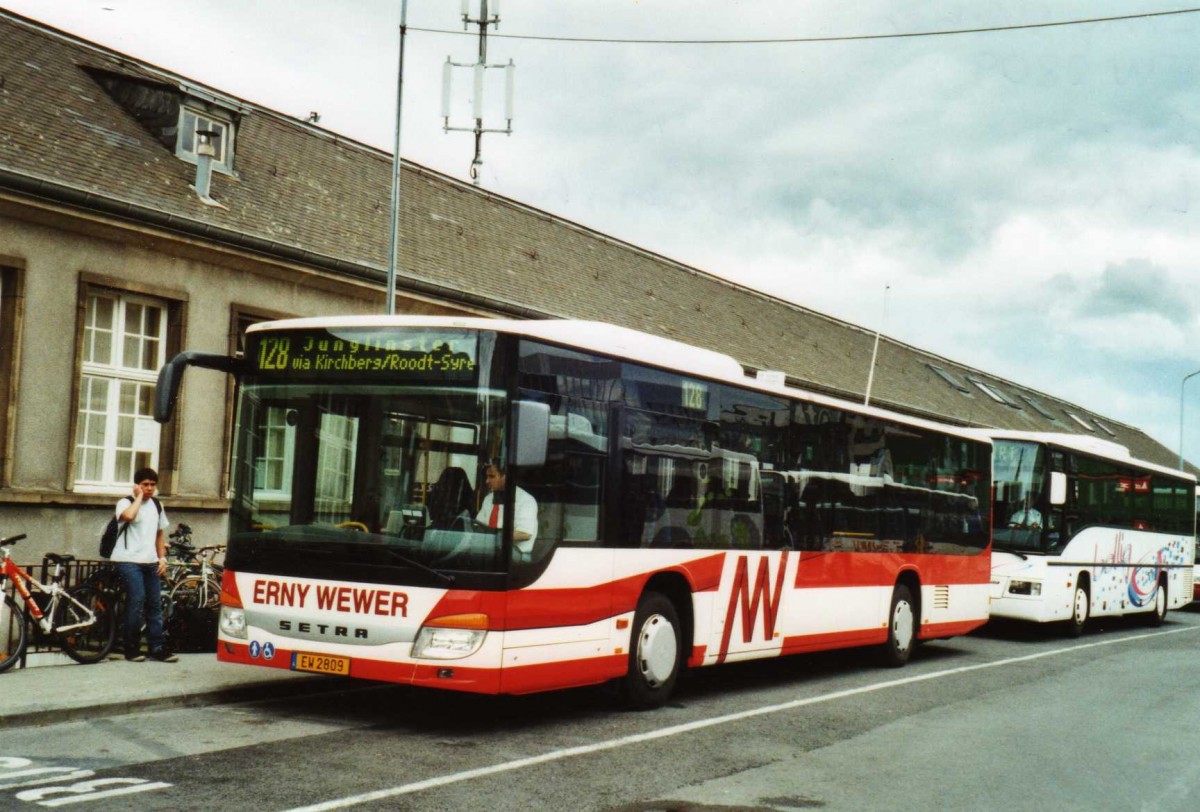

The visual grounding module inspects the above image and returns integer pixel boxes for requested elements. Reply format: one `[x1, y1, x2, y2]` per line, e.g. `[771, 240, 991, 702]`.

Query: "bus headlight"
[220, 606, 248, 639]
[412, 613, 488, 660]
[1008, 580, 1042, 596]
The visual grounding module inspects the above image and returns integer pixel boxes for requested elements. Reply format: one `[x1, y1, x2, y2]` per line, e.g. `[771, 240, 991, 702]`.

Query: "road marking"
[285, 625, 1199, 811]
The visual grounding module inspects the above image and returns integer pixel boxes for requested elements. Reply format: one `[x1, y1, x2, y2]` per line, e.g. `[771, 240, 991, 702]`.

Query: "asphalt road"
[5, 607, 1200, 812]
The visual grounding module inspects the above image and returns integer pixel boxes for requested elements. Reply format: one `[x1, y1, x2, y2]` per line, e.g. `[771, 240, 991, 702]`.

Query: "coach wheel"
[621, 591, 682, 711]
[1065, 583, 1089, 638]
[879, 583, 916, 667]
[1144, 580, 1167, 627]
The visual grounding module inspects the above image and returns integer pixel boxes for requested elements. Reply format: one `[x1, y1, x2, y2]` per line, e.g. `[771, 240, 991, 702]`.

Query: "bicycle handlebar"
[0, 533, 27, 547]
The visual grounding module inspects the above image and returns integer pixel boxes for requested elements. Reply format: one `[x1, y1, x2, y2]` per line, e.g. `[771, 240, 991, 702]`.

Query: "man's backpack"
[99, 518, 129, 559]
[99, 496, 163, 559]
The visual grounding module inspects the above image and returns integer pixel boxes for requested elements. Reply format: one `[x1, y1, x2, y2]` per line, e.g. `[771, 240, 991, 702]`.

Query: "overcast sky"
[6, 0, 1200, 462]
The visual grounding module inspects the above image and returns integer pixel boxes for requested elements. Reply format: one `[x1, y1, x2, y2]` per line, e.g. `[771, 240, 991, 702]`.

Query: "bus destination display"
[250, 329, 477, 381]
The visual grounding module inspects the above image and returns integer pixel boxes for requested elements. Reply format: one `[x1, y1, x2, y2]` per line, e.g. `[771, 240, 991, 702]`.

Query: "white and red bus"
[1193, 489, 1200, 604]
[156, 317, 992, 708]
[988, 431, 1196, 633]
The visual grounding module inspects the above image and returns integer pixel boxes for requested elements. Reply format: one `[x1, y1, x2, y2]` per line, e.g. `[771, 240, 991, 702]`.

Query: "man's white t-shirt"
[111, 497, 169, 564]
[475, 486, 538, 552]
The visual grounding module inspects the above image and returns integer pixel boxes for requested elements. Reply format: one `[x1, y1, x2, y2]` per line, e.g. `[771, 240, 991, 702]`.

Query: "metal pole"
[385, 0, 409, 316]
[864, 284, 890, 407]
[1180, 368, 1200, 469]
[470, 0, 489, 185]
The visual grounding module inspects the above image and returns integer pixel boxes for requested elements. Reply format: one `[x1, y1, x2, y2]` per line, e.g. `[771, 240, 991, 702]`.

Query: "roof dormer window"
[177, 106, 234, 172]
[926, 363, 970, 394]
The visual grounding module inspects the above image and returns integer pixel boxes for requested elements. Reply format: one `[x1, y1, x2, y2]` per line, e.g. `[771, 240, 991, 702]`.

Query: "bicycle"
[1, 534, 117, 673]
[168, 539, 224, 611]
[163, 523, 201, 586]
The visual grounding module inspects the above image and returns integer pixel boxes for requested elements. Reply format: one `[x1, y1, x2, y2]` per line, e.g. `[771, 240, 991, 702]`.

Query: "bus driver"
[475, 461, 538, 554]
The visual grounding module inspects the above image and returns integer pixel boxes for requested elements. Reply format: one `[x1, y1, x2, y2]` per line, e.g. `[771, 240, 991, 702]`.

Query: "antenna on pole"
[442, 0, 515, 186]
[864, 284, 890, 407]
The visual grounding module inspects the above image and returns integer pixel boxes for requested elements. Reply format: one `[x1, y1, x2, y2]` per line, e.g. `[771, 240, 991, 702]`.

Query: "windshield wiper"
[381, 546, 455, 584]
[992, 545, 1028, 560]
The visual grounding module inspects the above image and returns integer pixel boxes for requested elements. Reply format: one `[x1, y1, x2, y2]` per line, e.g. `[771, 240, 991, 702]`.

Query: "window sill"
[0, 488, 231, 511]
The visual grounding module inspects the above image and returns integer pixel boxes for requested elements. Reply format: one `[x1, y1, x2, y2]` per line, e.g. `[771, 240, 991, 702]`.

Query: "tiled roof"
[0, 9, 1185, 472]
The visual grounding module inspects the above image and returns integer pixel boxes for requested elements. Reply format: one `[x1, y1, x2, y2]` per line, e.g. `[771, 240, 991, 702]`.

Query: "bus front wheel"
[621, 591, 682, 711]
[1144, 580, 1167, 627]
[1065, 584, 1089, 637]
[879, 584, 916, 667]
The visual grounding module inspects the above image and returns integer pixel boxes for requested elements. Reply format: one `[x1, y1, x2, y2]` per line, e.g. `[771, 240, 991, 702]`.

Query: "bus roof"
[248, 315, 991, 447]
[979, 429, 1196, 482]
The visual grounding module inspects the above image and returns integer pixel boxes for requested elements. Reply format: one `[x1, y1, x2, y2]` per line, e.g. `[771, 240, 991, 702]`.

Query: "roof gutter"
[0, 167, 551, 321]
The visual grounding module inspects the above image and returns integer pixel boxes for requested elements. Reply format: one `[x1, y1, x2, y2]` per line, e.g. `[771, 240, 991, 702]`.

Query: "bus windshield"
[228, 327, 514, 581]
[992, 439, 1048, 553]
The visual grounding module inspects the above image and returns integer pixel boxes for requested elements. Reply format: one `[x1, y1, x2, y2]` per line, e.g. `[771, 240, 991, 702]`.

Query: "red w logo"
[717, 552, 789, 664]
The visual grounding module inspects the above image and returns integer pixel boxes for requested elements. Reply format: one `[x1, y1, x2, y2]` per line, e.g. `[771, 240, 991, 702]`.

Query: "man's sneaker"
[148, 650, 179, 663]
[125, 653, 146, 662]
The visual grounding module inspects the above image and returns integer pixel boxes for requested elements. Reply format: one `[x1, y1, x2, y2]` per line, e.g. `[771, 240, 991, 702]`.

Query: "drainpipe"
[192, 129, 222, 207]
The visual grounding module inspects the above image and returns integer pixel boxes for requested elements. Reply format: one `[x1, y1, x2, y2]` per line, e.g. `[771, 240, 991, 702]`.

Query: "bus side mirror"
[154, 352, 246, 423]
[1049, 471, 1067, 506]
[513, 400, 550, 467]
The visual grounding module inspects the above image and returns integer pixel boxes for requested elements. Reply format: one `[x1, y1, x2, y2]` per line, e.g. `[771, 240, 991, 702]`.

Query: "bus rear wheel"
[879, 584, 916, 667]
[1065, 584, 1089, 637]
[620, 591, 682, 711]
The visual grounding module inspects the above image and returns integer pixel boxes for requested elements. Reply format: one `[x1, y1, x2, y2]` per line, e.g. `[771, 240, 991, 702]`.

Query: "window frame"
[0, 261, 24, 489]
[966, 375, 1022, 409]
[222, 305, 293, 497]
[926, 363, 971, 394]
[176, 103, 236, 173]
[68, 277, 186, 494]
[1019, 394, 1057, 421]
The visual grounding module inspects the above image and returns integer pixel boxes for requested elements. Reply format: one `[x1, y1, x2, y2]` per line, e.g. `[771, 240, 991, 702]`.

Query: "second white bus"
[987, 431, 1196, 634]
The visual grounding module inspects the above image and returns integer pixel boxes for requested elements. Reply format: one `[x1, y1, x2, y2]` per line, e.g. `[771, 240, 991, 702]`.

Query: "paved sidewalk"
[0, 652, 347, 729]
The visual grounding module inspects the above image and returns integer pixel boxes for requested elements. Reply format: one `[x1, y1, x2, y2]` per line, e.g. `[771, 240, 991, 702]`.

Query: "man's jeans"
[116, 562, 165, 654]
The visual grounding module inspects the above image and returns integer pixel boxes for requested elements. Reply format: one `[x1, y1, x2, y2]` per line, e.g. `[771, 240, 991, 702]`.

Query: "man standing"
[113, 467, 178, 662]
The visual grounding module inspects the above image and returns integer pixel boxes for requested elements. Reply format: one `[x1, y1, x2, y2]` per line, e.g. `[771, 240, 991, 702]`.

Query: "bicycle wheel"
[1, 593, 30, 674]
[170, 575, 221, 610]
[55, 586, 116, 664]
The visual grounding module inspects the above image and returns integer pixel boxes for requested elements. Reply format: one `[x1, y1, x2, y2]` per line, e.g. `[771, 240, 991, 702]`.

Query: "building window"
[926, 363, 970, 394]
[177, 105, 234, 172]
[965, 375, 1007, 404]
[1064, 410, 1096, 432]
[966, 376, 1022, 409]
[254, 406, 295, 498]
[73, 291, 168, 489]
[1019, 394, 1057, 420]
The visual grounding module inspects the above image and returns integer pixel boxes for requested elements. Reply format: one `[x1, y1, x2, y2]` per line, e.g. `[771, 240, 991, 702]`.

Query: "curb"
[0, 673, 349, 730]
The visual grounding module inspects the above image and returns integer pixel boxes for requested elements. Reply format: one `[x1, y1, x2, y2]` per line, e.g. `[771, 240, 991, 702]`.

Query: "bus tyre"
[1065, 584, 1089, 638]
[1144, 581, 1167, 627]
[621, 592, 682, 711]
[879, 584, 916, 667]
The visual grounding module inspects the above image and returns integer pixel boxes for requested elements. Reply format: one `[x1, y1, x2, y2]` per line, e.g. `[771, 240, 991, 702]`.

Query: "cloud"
[1079, 259, 1195, 323]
